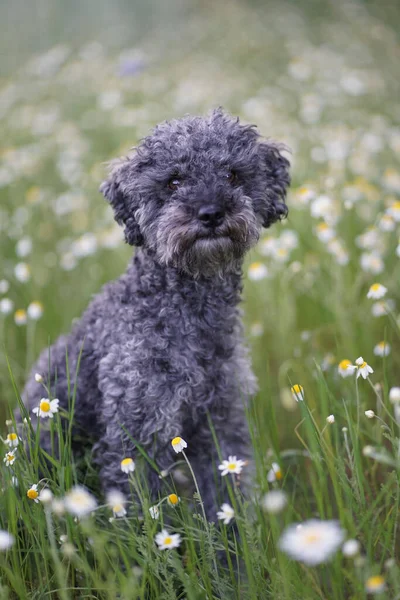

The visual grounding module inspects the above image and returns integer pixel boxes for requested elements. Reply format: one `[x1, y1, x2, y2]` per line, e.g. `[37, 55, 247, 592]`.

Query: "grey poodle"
[21, 108, 290, 517]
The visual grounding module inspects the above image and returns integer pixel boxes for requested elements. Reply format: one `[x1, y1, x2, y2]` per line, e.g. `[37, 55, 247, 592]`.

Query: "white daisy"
[52, 499, 66, 516]
[216, 503, 234, 524]
[365, 575, 386, 594]
[326, 415, 335, 424]
[387, 200, 400, 222]
[155, 529, 181, 550]
[364, 410, 375, 419]
[0, 530, 15, 551]
[273, 246, 290, 264]
[64, 486, 97, 517]
[0, 298, 14, 315]
[171, 437, 187, 454]
[16, 237, 32, 258]
[149, 505, 160, 519]
[342, 539, 360, 557]
[355, 357, 373, 379]
[321, 354, 335, 371]
[259, 236, 278, 256]
[248, 262, 269, 281]
[27, 484, 40, 503]
[267, 462, 283, 482]
[262, 490, 287, 514]
[279, 230, 298, 250]
[32, 398, 59, 419]
[3, 451, 16, 467]
[218, 456, 246, 476]
[14, 262, 30, 283]
[167, 493, 180, 507]
[367, 283, 387, 299]
[279, 519, 345, 566]
[315, 222, 335, 243]
[27, 301, 43, 320]
[389, 387, 400, 403]
[290, 384, 304, 402]
[5, 433, 20, 447]
[373, 341, 391, 357]
[0, 279, 9, 294]
[120, 457, 135, 473]
[38, 489, 53, 504]
[34, 373, 44, 383]
[14, 309, 27, 326]
[360, 253, 384, 275]
[371, 300, 395, 317]
[249, 322, 264, 337]
[379, 214, 395, 232]
[106, 490, 127, 517]
[295, 186, 315, 205]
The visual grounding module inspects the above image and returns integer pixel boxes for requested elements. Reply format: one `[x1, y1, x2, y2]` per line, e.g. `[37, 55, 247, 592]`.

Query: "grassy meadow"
[1, 0, 400, 597]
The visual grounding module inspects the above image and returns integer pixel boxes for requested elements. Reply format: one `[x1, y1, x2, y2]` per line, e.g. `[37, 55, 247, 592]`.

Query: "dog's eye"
[168, 177, 182, 191]
[224, 171, 238, 184]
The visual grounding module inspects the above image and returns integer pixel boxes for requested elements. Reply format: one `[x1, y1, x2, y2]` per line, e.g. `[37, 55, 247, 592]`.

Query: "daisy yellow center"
[370, 283, 381, 291]
[26, 186, 40, 203]
[299, 187, 309, 196]
[249, 262, 263, 271]
[228, 463, 237, 471]
[367, 575, 384, 587]
[40, 400, 50, 412]
[305, 533, 320, 544]
[275, 469, 283, 480]
[27, 489, 38, 500]
[163, 536, 172, 545]
[317, 223, 328, 230]
[291, 385, 303, 394]
[171, 437, 182, 447]
[392, 201, 400, 210]
[121, 458, 133, 466]
[358, 362, 367, 369]
[378, 342, 385, 348]
[113, 503, 123, 512]
[15, 310, 26, 319]
[72, 493, 88, 505]
[8, 433, 17, 441]
[339, 359, 351, 369]
[277, 248, 287, 256]
[168, 494, 179, 505]
[6, 453, 14, 461]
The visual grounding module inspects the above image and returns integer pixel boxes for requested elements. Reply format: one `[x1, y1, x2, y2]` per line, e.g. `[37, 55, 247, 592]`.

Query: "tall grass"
[1, 354, 398, 599]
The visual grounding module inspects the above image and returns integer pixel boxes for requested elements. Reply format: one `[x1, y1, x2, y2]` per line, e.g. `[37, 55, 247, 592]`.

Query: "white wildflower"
[218, 456, 246, 476]
[279, 519, 345, 566]
[217, 503, 235, 524]
[262, 490, 287, 514]
[32, 398, 59, 419]
[64, 486, 97, 517]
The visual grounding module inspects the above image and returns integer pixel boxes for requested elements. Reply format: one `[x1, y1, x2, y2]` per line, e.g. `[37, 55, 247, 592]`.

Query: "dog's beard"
[154, 198, 260, 278]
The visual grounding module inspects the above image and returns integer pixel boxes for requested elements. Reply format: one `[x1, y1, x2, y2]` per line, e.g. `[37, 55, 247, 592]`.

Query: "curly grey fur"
[20, 108, 290, 517]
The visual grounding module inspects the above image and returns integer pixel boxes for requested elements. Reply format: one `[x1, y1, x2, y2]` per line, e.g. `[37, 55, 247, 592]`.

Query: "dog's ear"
[100, 159, 144, 247]
[254, 141, 290, 228]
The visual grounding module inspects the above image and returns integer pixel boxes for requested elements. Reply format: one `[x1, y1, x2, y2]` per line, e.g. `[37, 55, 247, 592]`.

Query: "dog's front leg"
[186, 412, 252, 521]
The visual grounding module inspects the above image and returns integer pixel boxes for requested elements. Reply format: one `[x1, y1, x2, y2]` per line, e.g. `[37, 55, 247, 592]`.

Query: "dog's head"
[101, 108, 290, 277]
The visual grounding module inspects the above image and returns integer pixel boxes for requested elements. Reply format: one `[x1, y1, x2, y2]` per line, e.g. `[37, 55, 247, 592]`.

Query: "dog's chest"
[101, 290, 250, 414]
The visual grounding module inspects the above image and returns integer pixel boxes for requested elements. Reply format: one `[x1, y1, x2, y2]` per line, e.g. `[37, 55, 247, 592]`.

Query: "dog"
[21, 108, 290, 518]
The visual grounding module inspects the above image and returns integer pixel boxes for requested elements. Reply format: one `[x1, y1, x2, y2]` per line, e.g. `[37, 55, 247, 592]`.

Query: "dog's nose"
[198, 205, 225, 228]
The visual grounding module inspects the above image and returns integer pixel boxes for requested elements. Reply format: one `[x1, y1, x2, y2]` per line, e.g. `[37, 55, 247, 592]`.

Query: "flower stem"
[44, 507, 69, 600]
[182, 450, 208, 525]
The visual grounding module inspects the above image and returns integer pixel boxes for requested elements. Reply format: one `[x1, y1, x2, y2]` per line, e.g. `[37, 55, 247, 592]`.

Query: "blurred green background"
[1, 0, 400, 450]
